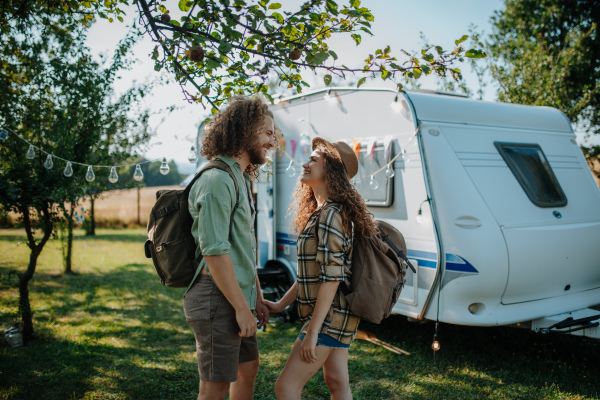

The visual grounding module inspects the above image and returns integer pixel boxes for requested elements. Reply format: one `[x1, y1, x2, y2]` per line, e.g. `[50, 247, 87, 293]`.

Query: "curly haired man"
[183, 96, 276, 400]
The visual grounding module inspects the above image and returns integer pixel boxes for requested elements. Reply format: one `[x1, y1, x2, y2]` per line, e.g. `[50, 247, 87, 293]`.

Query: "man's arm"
[204, 254, 257, 338]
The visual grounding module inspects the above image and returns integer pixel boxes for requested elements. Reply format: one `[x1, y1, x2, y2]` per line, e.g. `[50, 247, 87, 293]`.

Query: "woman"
[262, 137, 376, 400]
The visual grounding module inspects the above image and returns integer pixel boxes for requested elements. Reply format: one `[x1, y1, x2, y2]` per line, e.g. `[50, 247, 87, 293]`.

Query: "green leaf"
[357, 77, 366, 88]
[218, 41, 233, 54]
[313, 52, 329, 64]
[329, 50, 338, 60]
[271, 12, 284, 24]
[351, 33, 361, 46]
[326, 0, 338, 15]
[324, 74, 332, 85]
[413, 68, 421, 79]
[268, 3, 282, 9]
[455, 35, 469, 46]
[350, 0, 361, 7]
[178, 0, 191, 11]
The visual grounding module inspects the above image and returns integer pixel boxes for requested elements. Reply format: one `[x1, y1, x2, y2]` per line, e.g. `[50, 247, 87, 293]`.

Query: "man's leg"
[230, 358, 259, 400]
[198, 381, 230, 400]
[230, 333, 260, 400]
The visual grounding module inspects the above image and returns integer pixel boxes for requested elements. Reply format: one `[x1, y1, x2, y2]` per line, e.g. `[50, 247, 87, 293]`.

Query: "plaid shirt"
[296, 199, 360, 345]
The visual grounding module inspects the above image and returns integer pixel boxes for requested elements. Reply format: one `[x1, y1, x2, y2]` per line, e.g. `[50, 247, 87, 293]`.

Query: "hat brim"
[312, 137, 342, 161]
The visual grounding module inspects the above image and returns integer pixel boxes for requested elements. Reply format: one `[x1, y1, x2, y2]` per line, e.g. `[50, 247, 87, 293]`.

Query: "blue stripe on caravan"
[445, 254, 478, 273]
[276, 232, 297, 245]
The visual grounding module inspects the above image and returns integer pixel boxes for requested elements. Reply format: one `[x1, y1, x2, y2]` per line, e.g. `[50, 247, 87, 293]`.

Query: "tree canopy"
[1, 0, 486, 113]
[489, 0, 600, 135]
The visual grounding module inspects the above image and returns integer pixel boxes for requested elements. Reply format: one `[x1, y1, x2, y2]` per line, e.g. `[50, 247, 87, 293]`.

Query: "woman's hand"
[261, 299, 285, 313]
[300, 331, 318, 363]
[255, 300, 270, 328]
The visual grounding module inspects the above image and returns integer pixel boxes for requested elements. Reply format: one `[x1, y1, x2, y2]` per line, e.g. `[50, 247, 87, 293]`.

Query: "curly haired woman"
[184, 95, 277, 400]
[263, 138, 376, 400]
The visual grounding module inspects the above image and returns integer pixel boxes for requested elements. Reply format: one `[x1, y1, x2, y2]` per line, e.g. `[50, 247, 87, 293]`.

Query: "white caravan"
[250, 87, 600, 339]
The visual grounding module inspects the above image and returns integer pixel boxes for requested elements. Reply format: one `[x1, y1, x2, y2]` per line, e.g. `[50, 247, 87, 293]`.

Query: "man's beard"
[248, 142, 267, 165]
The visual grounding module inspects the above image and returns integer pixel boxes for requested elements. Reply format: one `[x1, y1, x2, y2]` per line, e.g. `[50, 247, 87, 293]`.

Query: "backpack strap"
[185, 159, 240, 244]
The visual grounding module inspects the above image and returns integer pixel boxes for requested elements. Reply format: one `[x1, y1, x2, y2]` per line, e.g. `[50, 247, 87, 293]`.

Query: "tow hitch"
[532, 309, 600, 339]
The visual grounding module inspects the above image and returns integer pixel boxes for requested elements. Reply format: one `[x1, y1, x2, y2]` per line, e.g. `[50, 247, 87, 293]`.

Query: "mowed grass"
[0, 228, 599, 400]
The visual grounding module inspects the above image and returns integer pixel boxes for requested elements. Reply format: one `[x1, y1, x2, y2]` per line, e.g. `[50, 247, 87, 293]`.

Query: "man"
[184, 95, 276, 400]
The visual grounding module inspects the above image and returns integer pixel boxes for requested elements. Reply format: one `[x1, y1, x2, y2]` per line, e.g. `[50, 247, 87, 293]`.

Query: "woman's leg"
[322, 348, 351, 400]
[275, 339, 334, 400]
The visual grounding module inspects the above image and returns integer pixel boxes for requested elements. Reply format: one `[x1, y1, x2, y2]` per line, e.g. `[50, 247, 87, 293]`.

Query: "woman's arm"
[261, 281, 298, 313]
[301, 280, 340, 363]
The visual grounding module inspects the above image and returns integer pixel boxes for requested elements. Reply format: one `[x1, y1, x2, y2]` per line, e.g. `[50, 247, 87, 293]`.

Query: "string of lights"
[1, 122, 420, 186]
[0, 126, 198, 184]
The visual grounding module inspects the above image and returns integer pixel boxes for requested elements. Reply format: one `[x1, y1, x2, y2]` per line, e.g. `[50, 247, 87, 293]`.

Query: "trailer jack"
[532, 309, 600, 338]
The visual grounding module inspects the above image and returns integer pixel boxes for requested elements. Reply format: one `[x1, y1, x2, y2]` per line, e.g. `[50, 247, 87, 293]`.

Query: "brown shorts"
[183, 275, 259, 382]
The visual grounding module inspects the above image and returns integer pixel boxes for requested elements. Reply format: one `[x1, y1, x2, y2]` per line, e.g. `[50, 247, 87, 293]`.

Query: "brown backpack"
[144, 160, 239, 288]
[315, 206, 416, 324]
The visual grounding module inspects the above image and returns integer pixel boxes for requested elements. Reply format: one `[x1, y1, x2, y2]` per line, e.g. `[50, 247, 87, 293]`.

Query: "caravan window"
[494, 142, 567, 208]
[353, 141, 395, 207]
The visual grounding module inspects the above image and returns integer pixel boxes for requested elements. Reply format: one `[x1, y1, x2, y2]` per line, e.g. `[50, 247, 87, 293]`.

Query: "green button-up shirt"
[188, 154, 257, 309]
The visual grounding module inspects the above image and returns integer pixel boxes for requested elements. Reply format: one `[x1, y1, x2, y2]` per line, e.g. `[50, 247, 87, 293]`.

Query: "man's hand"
[255, 300, 270, 328]
[236, 308, 257, 337]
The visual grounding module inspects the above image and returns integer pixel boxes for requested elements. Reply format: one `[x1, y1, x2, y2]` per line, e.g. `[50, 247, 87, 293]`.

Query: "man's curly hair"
[200, 95, 276, 179]
[288, 144, 377, 239]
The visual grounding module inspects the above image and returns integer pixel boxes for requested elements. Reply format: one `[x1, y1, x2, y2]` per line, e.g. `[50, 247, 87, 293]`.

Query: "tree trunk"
[137, 186, 141, 225]
[87, 196, 96, 236]
[65, 203, 75, 274]
[18, 205, 54, 343]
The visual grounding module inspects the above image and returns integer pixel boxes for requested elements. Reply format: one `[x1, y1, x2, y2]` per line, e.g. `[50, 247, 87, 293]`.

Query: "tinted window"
[494, 142, 567, 207]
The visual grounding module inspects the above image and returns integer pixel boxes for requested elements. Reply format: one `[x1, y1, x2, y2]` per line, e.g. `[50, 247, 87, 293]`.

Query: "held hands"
[300, 331, 318, 363]
[255, 299, 270, 328]
[261, 299, 286, 313]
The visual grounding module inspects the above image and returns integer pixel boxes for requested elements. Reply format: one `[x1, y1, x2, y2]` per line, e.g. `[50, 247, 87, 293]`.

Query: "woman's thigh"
[322, 348, 350, 386]
[277, 339, 334, 391]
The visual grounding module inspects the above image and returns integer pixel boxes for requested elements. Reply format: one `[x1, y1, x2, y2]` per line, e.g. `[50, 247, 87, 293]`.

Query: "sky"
[86, 0, 506, 168]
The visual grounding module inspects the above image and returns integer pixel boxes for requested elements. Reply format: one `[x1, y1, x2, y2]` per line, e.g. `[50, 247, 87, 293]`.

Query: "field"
[1, 228, 599, 399]
[5, 185, 180, 228]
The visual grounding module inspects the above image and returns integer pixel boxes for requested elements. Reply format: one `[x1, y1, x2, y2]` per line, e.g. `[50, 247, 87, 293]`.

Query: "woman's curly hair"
[288, 144, 377, 239]
[200, 95, 277, 179]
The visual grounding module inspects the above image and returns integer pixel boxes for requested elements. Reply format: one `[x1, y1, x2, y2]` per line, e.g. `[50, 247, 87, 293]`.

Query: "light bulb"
[64, 161, 73, 177]
[44, 154, 53, 169]
[74, 212, 79, 221]
[285, 160, 297, 177]
[133, 164, 144, 181]
[26, 145, 36, 159]
[369, 176, 379, 190]
[108, 167, 119, 183]
[159, 158, 170, 175]
[385, 165, 395, 179]
[0, 129, 8, 140]
[416, 210, 423, 224]
[390, 97, 402, 113]
[85, 166, 95, 182]
[188, 146, 198, 163]
[432, 340, 440, 351]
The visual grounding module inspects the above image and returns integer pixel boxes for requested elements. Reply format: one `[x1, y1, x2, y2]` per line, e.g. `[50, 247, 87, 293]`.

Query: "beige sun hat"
[312, 137, 359, 179]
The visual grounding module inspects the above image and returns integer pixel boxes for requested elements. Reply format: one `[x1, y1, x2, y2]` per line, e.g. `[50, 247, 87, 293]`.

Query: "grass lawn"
[0, 228, 599, 399]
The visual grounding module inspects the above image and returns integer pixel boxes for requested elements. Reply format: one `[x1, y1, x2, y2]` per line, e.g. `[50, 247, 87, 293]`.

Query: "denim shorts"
[298, 332, 350, 349]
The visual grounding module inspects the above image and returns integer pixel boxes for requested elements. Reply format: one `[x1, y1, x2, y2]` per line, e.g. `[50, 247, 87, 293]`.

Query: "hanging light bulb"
[26, 145, 36, 159]
[85, 166, 95, 182]
[369, 176, 379, 190]
[188, 146, 198, 163]
[108, 167, 119, 183]
[285, 160, 297, 177]
[74, 211, 79, 221]
[0, 129, 8, 140]
[385, 164, 395, 179]
[159, 157, 170, 175]
[390, 95, 402, 113]
[432, 338, 441, 351]
[64, 161, 73, 177]
[133, 164, 144, 181]
[44, 154, 53, 169]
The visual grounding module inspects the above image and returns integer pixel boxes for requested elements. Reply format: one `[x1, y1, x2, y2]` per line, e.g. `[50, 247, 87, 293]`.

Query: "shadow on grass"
[353, 316, 600, 399]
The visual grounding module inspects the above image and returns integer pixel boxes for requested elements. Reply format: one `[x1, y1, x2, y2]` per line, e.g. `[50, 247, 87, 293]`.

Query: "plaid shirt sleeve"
[315, 206, 349, 282]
